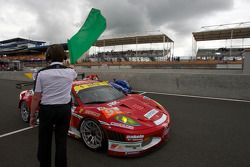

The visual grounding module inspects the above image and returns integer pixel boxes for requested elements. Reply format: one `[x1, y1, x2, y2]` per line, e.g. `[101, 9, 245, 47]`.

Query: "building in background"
[0, 37, 47, 70]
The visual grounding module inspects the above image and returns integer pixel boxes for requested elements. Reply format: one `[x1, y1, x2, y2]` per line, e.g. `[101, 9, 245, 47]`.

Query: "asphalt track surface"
[0, 79, 250, 167]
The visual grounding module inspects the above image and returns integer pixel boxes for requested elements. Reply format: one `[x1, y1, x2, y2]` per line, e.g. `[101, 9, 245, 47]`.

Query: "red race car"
[18, 79, 171, 156]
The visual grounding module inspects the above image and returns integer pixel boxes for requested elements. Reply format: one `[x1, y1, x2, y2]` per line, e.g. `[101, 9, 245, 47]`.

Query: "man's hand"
[30, 92, 42, 127]
[29, 114, 36, 127]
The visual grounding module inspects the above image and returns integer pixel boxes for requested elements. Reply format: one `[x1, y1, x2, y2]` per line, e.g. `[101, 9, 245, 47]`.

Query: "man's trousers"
[38, 103, 71, 167]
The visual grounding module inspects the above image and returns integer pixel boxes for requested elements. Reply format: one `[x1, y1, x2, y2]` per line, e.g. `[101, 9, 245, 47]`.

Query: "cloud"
[0, 0, 90, 43]
[16, 0, 82, 42]
[0, 0, 236, 42]
[1, 0, 250, 57]
[84, 0, 150, 35]
[142, 0, 233, 24]
[85, 0, 236, 56]
[86, 0, 234, 36]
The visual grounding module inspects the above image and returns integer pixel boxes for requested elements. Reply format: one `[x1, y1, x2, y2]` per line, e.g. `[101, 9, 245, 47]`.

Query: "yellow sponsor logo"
[74, 81, 109, 92]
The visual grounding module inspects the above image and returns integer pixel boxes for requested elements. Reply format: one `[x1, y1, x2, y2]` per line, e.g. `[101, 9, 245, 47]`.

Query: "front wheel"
[80, 118, 107, 151]
[20, 101, 30, 123]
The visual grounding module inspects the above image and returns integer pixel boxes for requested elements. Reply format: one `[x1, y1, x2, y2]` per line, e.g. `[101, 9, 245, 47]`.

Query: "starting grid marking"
[0, 126, 37, 139]
[0, 91, 249, 139]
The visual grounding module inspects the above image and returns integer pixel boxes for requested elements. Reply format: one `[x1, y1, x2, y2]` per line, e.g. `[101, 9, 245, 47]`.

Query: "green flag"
[68, 8, 106, 64]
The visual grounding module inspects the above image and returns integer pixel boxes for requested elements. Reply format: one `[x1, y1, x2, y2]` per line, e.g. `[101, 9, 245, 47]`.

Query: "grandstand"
[88, 49, 171, 62]
[0, 37, 47, 61]
[2, 26, 248, 70]
[0, 37, 46, 55]
[0, 38, 48, 69]
[87, 32, 174, 62]
[0, 32, 174, 64]
[192, 22, 250, 61]
[196, 48, 244, 60]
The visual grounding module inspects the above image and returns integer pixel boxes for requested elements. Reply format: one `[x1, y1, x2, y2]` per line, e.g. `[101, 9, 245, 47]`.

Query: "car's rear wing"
[16, 82, 34, 89]
[16, 72, 85, 89]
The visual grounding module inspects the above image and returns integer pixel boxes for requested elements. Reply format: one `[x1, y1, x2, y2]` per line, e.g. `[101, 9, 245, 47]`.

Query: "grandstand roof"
[0, 37, 45, 45]
[94, 34, 173, 47]
[193, 27, 250, 41]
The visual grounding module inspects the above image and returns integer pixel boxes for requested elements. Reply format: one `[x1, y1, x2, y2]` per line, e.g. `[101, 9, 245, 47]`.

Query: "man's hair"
[45, 44, 67, 62]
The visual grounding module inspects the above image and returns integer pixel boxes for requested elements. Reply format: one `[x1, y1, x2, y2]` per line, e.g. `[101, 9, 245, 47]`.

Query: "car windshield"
[77, 85, 125, 104]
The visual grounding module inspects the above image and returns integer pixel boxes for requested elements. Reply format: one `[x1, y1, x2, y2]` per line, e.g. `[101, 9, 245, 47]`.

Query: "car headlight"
[114, 115, 141, 126]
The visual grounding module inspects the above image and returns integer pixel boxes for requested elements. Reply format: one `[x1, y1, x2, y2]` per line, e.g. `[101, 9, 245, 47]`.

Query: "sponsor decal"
[110, 144, 124, 151]
[98, 107, 123, 118]
[126, 135, 144, 141]
[107, 101, 119, 107]
[108, 140, 142, 152]
[126, 151, 140, 155]
[71, 113, 83, 119]
[154, 114, 167, 125]
[144, 109, 159, 119]
[74, 81, 109, 92]
[99, 120, 110, 126]
[125, 144, 141, 149]
[85, 110, 100, 117]
[110, 122, 134, 130]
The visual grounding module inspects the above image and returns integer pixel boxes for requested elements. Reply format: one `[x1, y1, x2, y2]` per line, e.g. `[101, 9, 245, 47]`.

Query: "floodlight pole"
[192, 36, 197, 59]
[136, 36, 138, 57]
[172, 42, 175, 61]
[230, 29, 233, 57]
[163, 35, 165, 58]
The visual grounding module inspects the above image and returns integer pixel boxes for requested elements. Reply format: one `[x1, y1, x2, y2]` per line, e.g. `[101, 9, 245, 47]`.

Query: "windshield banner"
[74, 81, 109, 92]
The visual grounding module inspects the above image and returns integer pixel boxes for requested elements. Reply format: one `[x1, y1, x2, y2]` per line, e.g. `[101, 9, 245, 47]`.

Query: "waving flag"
[68, 8, 106, 64]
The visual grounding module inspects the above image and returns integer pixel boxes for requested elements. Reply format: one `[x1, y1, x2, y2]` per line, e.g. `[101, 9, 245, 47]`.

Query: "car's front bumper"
[107, 124, 170, 156]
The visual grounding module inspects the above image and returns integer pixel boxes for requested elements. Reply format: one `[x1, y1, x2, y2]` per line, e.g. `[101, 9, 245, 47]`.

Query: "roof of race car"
[72, 79, 110, 93]
[73, 79, 99, 86]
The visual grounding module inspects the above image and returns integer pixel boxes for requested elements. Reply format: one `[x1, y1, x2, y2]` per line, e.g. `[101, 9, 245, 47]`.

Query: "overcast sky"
[0, 0, 250, 56]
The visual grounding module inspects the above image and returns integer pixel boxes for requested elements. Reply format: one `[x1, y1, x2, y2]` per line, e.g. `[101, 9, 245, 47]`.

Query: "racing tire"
[80, 118, 107, 151]
[20, 101, 30, 123]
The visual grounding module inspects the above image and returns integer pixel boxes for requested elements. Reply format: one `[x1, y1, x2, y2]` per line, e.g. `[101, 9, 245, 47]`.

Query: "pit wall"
[243, 51, 250, 74]
[81, 69, 250, 100]
[0, 68, 249, 101]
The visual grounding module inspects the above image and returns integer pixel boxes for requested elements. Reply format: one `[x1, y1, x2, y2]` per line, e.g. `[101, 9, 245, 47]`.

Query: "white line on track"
[135, 90, 250, 103]
[0, 126, 37, 139]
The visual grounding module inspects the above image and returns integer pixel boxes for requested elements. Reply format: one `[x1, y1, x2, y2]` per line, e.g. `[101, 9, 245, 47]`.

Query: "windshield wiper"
[84, 101, 107, 104]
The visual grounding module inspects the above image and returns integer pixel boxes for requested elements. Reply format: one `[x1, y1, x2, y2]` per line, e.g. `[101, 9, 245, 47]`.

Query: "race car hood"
[102, 95, 166, 127]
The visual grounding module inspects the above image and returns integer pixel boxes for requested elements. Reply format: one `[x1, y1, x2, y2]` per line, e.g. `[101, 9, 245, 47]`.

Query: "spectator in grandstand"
[30, 44, 77, 167]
